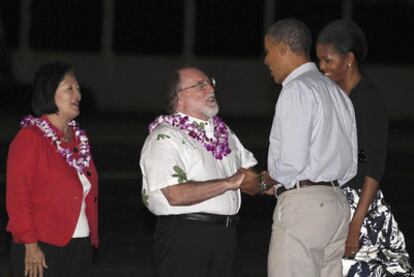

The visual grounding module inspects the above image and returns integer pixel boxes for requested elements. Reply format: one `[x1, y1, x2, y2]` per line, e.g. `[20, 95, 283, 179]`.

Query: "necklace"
[149, 114, 231, 160]
[21, 115, 91, 173]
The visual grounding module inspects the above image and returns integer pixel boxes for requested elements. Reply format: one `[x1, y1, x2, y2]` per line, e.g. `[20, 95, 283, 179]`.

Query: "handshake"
[228, 168, 278, 196]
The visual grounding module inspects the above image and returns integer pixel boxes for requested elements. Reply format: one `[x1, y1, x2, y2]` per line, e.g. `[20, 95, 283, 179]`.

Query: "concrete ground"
[1, 113, 413, 276]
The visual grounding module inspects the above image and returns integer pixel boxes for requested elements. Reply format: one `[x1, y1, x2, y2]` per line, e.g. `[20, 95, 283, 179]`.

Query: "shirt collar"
[282, 62, 318, 87]
[176, 112, 214, 138]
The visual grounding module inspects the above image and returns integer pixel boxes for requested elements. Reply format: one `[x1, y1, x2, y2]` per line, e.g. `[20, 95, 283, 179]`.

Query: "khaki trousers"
[268, 185, 350, 277]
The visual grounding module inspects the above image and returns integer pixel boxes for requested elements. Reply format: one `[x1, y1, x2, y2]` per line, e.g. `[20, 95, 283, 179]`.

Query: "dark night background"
[0, 0, 413, 276]
[2, 0, 413, 60]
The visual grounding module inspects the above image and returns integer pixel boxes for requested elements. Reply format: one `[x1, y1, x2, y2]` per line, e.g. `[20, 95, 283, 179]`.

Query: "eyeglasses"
[178, 77, 216, 92]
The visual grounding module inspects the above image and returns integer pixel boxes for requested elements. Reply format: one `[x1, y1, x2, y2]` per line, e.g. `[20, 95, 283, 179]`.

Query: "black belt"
[275, 180, 339, 198]
[159, 213, 239, 228]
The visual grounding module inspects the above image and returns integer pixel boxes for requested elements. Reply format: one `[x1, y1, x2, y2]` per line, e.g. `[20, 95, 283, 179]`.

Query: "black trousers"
[153, 217, 241, 277]
[10, 238, 92, 277]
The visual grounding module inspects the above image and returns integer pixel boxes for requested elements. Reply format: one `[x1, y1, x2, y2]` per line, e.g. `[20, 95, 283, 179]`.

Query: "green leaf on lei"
[192, 121, 206, 131]
[172, 165, 187, 183]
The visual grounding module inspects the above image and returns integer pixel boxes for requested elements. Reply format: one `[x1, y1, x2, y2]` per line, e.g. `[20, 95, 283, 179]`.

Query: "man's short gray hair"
[165, 69, 181, 114]
[266, 18, 312, 57]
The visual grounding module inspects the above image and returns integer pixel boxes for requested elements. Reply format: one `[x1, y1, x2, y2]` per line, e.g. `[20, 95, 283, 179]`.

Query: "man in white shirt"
[260, 19, 358, 277]
[140, 66, 258, 277]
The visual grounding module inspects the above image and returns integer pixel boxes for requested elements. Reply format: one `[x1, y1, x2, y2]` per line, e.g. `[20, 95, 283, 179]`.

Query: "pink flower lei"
[21, 115, 91, 173]
[149, 114, 231, 160]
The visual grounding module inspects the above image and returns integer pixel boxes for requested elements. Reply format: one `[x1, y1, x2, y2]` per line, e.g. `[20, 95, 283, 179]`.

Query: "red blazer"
[6, 123, 99, 247]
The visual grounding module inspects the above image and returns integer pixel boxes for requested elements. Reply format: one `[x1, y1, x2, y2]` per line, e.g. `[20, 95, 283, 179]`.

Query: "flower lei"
[149, 114, 231, 160]
[21, 115, 91, 173]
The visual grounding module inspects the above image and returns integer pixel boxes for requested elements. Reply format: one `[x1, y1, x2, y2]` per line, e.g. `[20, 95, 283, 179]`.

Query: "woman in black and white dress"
[316, 19, 414, 277]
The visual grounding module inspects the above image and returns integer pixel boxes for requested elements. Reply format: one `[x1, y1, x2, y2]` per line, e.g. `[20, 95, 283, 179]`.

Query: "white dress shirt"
[268, 62, 357, 189]
[140, 113, 257, 216]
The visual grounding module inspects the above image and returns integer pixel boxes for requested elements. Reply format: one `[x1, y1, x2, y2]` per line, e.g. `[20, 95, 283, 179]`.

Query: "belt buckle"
[274, 183, 284, 199]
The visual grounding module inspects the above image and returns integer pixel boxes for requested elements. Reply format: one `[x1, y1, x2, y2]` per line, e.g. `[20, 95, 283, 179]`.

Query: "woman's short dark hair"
[317, 19, 368, 63]
[31, 61, 73, 116]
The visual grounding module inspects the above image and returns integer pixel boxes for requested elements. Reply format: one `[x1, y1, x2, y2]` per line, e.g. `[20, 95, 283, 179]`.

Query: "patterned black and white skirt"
[342, 187, 414, 277]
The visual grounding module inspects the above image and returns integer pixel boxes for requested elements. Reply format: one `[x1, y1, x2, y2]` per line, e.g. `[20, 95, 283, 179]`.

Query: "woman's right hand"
[24, 243, 48, 277]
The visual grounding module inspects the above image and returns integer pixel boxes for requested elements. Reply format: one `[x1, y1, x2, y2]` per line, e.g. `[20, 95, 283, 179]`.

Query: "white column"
[342, 0, 353, 20]
[19, 0, 31, 53]
[14, 0, 34, 81]
[102, 0, 114, 57]
[183, 0, 196, 61]
[264, 0, 276, 31]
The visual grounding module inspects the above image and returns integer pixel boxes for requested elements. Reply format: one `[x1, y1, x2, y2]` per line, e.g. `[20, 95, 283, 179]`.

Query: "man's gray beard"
[203, 104, 219, 119]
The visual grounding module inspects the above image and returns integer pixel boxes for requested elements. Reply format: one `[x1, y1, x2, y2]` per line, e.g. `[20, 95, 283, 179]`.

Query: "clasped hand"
[238, 169, 275, 196]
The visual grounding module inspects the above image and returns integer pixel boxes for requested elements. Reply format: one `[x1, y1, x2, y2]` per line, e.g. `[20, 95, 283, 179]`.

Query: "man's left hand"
[239, 168, 260, 195]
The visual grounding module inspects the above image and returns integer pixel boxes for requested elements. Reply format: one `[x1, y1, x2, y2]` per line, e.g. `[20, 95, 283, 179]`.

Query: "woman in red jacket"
[6, 61, 98, 277]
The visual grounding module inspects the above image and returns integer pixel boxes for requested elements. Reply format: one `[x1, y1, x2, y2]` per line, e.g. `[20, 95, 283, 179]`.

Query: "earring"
[347, 63, 351, 67]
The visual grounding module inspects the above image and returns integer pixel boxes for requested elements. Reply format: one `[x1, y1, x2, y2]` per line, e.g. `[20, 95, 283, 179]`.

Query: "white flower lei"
[21, 115, 91, 173]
